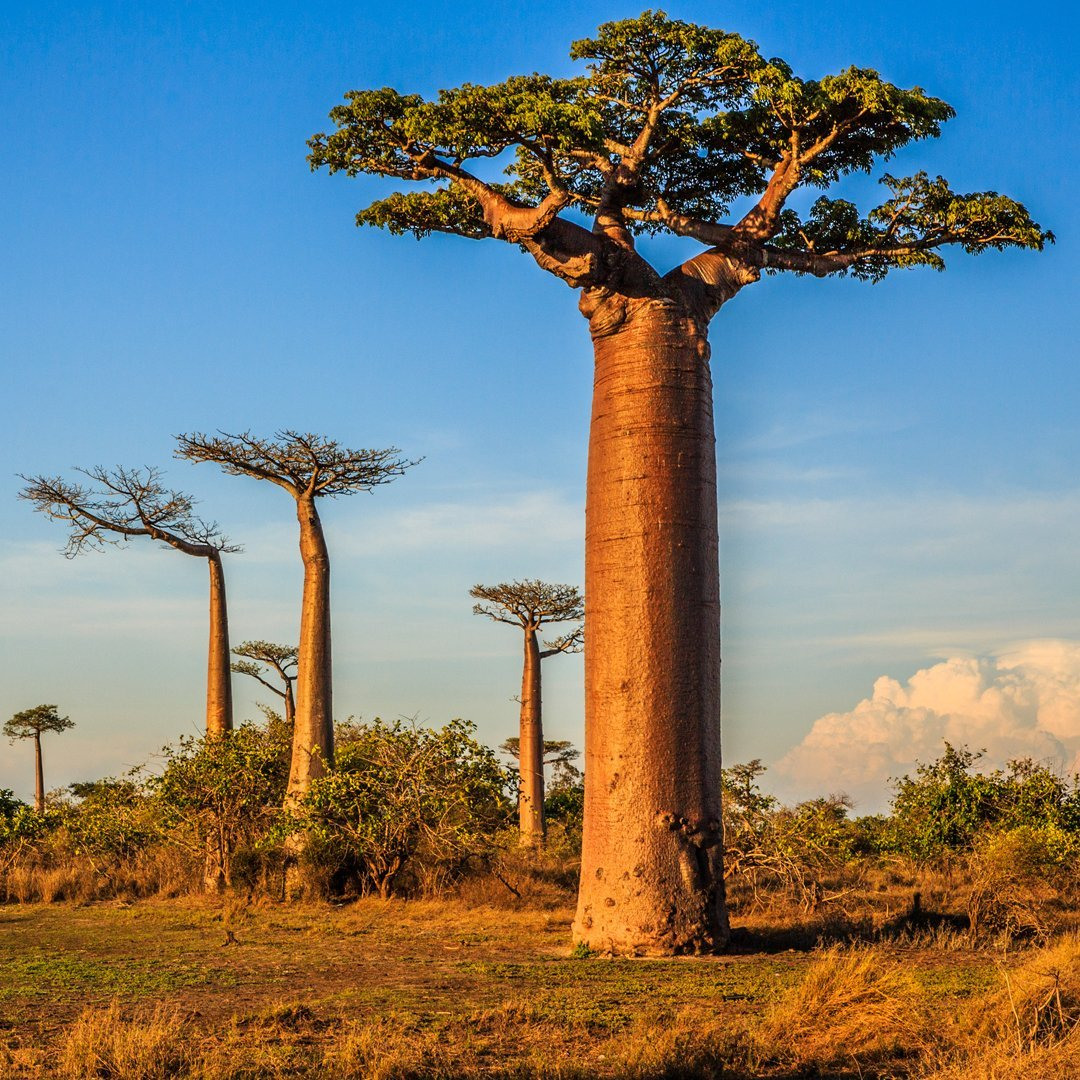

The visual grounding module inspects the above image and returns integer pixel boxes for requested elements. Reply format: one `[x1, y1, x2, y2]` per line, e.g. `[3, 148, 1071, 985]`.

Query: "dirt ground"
[0, 897, 1007, 1078]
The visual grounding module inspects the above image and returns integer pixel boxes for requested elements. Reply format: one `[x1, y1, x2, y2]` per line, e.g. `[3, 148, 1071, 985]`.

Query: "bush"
[297, 717, 511, 898]
[152, 721, 291, 890]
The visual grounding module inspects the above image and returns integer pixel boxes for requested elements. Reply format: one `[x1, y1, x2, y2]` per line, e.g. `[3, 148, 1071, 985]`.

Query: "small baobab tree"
[175, 431, 416, 804]
[21, 467, 238, 737]
[471, 581, 583, 844]
[4, 705, 74, 812]
[232, 641, 299, 726]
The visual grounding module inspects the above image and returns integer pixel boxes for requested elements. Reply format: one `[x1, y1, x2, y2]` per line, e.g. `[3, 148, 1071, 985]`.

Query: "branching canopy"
[471, 580, 584, 654]
[310, 10, 1050, 308]
[175, 430, 418, 500]
[231, 641, 299, 699]
[5, 705, 74, 742]
[20, 466, 237, 559]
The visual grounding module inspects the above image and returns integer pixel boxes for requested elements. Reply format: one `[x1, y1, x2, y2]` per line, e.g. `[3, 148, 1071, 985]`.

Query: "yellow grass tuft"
[57, 999, 189, 1079]
[755, 944, 929, 1067]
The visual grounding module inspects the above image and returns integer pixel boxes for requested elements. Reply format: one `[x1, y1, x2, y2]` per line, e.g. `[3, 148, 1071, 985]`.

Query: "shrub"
[297, 717, 511, 898]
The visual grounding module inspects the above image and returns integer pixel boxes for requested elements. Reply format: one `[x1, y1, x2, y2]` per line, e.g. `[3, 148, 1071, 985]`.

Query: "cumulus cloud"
[776, 640, 1080, 811]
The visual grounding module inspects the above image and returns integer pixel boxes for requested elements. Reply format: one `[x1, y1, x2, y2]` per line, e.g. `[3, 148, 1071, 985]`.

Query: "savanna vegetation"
[5, 10, 1062, 1079]
[3, 739, 1080, 1077]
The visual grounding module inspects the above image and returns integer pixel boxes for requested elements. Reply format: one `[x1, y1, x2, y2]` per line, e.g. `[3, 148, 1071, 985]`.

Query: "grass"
[1, 896, 1078, 1078]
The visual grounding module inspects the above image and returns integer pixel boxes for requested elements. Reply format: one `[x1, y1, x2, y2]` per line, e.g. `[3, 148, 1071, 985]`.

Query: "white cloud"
[775, 640, 1080, 811]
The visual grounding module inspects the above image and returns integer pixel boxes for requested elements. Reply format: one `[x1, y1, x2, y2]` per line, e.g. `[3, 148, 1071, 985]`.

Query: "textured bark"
[287, 495, 333, 802]
[518, 629, 545, 844]
[33, 732, 44, 814]
[572, 296, 727, 955]
[205, 552, 233, 739]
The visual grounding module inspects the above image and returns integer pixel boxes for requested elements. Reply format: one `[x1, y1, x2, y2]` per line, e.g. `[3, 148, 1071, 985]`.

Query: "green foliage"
[4, 704, 74, 741]
[297, 718, 511, 897]
[310, 11, 1050, 276]
[883, 744, 1080, 860]
[153, 722, 291, 885]
[66, 777, 156, 859]
[772, 173, 1052, 281]
[722, 760, 859, 909]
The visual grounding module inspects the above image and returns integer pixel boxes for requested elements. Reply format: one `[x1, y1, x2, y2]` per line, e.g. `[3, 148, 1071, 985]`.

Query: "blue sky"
[1, 1, 1077, 810]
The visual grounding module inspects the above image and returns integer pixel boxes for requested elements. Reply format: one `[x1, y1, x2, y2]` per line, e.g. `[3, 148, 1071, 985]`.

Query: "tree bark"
[287, 494, 334, 803]
[33, 732, 44, 814]
[518, 628, 545, 844]
[205, 551, 233, 738]
[572, 296, 728, 954]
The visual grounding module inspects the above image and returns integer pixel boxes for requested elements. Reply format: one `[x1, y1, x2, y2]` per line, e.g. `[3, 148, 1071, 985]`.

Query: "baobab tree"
[309, 13, 1051, 952]
[4, 705, 74, 813]
[232, 641, 298, 726]
[471, 581, 583, 844]
[21, 467, 238, 737]
[175, 431, 416, 803]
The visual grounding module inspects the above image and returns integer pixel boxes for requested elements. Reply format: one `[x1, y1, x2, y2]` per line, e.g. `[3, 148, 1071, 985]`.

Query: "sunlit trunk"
[573, 299, 727, 954]
[205, 551, 233, 738]
[33, 732, 44, 814]
[286, 494, 334, 804]
[518, 628, 545, 844]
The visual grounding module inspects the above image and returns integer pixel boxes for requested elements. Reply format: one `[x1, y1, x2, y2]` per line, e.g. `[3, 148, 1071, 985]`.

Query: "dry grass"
[917, 937, 1080, 1079]
[753, 944, 931, 1068]
[4, 895, 1080, 1079]
[56, 1000, 190, 1079]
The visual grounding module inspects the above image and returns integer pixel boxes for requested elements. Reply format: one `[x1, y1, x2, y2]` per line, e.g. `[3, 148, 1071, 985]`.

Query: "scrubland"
[2, 730, 1079, 1077]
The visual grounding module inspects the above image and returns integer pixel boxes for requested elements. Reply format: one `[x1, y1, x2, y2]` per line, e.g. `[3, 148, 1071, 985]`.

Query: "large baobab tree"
[471, 581, 583, 845]
[309, 13, 1051, 952]
[21, 468, 238, 737]
[4, 705, 74, 813]
[232, 640, 298, 726]
[175, 431, 415, 803]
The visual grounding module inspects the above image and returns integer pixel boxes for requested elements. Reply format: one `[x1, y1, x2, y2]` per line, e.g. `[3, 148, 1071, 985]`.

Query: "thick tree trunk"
[518, 628, 545, 844]
[286, 495, 333, 804]
[205, 551, 233, 739]
[33, 732, 44, 814]
[572, 297, 727, 954]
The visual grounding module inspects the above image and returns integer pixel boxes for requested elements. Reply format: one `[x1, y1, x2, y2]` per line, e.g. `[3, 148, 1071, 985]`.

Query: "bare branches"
[174, 430, 419, 500]
[19, 466, 237, 559]
[540, 625, 584, 658]
[470, 580, 584, 633]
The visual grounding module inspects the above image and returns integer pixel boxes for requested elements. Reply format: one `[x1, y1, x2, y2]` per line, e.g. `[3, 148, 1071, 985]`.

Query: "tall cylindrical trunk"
[33, 732, 44, 813]
[573, 299, 727, 955]
[518, 628, 545, 844]
[287, 495, 333, 804]
[205, 551, 233, 738]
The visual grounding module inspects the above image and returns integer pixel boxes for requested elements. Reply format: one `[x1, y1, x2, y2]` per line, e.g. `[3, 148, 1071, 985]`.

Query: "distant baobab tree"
[4, 705, 74, 813]
[310, 12, 1051, 952]
[175, 430, 416, 803]
[471, 581, 583, 844]
[21, 467, 238, 737]
[232, 641, 298, 726]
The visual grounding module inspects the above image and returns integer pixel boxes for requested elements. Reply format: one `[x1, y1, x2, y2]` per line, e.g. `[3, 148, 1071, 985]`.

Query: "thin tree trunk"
[518, 628, 545, 844]
[205, 551, 233, 738]
[573, 299, 728, 954]
[283, 681, 295, 727]
[286, 494, 333, 804]
[33, 732, 44, 813]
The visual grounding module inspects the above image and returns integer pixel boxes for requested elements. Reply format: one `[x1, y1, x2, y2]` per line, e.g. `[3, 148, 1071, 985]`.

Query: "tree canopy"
[4, 705, 74, 743]
[20, 467, 236, 558]
[470, 580, 583, 655]
[174, 431, 418, 500]
[309, 10, 1051, 308]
